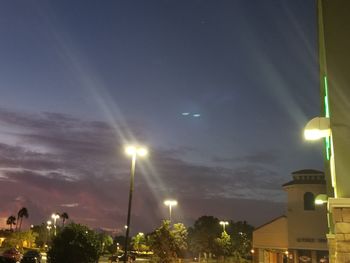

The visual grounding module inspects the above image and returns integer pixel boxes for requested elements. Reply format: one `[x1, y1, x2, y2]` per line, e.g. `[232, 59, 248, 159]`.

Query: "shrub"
[47, 223, 102, 263]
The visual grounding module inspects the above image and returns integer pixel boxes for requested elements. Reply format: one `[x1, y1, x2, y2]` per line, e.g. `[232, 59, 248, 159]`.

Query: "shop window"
[304, 192, 315, 210]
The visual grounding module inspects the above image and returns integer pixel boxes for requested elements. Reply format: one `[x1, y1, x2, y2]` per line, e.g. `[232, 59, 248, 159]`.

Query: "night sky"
[0, 0, 323, 234]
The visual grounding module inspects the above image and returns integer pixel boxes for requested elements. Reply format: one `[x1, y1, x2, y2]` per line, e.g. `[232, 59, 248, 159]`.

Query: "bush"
[47, 223, 102, 263]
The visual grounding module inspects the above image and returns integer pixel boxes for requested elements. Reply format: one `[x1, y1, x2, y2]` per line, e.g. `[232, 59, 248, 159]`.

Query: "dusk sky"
[0, 0, 323, 234]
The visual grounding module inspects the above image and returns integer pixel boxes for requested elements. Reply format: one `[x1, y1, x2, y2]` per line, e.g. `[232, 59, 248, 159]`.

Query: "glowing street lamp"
[219, 221, 229, 232]
[46, 220, 52, 239]
[304, 117, 330, 140]
[304, 116, 338, 198]
[123, 145, 148, 263]
[315, 194, 328, 205]
[164, 200, 178, 222]
[51, 213, 60, 236]
[251, 249, 255, 262]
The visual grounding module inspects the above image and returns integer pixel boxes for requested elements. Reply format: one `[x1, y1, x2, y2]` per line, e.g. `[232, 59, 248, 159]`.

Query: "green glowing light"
[325, 137, 330, 160]
[324, 76, 330, 160]
[324, 76, 330, 118]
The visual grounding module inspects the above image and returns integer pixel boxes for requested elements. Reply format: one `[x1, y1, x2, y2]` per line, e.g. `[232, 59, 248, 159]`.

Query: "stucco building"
[253, 169, 329, 263]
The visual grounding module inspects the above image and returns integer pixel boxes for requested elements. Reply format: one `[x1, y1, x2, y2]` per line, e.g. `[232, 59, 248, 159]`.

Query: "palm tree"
[17, 207, 29, 231]
[6, 215, 16, 231]
[61, 212, 69, 227]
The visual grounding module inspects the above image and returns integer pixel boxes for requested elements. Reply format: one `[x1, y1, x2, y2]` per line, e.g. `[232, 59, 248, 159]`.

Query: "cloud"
[212, 151, 280, 165]
[0, 108, 286, 231]
[60, 203, 79, 208]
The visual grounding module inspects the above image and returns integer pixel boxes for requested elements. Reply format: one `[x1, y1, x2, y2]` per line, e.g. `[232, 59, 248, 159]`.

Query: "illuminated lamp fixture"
[315, 194, 328, 205]
[304, 117, 330, 140]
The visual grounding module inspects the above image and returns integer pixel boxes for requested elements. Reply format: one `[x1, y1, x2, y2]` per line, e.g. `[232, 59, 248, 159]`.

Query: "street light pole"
[46, 221, 52, 245]
[169, 204, 172, 222]
[219, 221, 229, 232]
[124, 153, 136, 263]
[51, 213, 60, 236]
[123, 145, 147, 263]
[164, 200, 177, 222]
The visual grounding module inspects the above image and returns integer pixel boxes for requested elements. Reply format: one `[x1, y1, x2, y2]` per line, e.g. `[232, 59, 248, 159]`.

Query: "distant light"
[125, 146, 148, 157]
[125, 146, 137, 155]
[219, 221, 229, 226]
[182, 112, 190, 116]
[164, 200, 178, 206]
[51, 213, 60, 220]
[137, 148, 148, 157]
[193, 114, 201, 117]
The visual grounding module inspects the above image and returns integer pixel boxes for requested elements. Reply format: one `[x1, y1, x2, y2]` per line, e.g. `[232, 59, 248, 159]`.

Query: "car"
[108, 253, 136, 262]
[20, 250, 41, 263]
[2, 249, 22, 262]
[118, 254, 136, 262]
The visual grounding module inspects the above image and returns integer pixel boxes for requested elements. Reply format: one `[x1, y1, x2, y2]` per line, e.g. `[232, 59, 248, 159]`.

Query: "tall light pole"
[51, 213, 60, 236]
[46, 220, 52, 244]
[219, 221, 229, 232]
[164, 200, 177, 222]
[123, 145, 148, 263]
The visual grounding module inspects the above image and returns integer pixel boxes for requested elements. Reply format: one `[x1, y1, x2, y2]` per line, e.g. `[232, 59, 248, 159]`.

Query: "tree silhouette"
[150, 220, 177, 263]
[61, 212, 69, 227]
[150, 220, 188, 263]
[214, 231, 231, 259]
[48, 223, 102, 263]
[188, 216, 221, 259]
[17, 207, 29, 231]
[6, 216, 16, 231]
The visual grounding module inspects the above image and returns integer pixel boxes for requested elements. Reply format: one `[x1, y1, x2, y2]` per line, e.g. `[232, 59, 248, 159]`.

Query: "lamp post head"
[315, 194, 328, 205]
[164, 200, 178, 207]
[304, 117, 331, 140]
[51, 213, 60, 220]
[219, 221, 229, 226]
[125, 145, 148, 157]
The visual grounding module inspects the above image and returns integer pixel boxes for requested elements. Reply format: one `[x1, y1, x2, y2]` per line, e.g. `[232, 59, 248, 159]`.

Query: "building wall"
[253, 170, 329, 263]
[253, 217, 288, 250]
[321, 0, 350, 198]
[285, 183, 328, 251]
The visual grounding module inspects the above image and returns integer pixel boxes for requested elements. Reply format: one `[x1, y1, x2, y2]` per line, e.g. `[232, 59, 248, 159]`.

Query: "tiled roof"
[291, 169, 324, 175]
[282, 179, 326, 187]
[254, 215, 287, 231]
